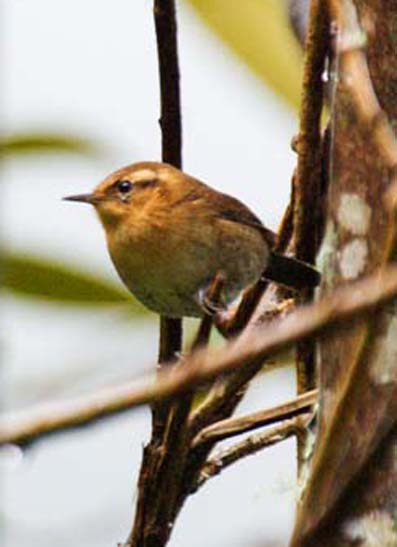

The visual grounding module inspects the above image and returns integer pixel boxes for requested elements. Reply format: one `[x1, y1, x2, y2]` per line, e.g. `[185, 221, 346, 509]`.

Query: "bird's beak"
[63, 193, 97, 204]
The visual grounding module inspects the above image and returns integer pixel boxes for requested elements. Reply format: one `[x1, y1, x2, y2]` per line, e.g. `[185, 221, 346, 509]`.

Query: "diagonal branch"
[192, 389, 317, 447]
[2, 265, 397, 447]
[189, 298, 296, 435]
[193, 416, 310, 492]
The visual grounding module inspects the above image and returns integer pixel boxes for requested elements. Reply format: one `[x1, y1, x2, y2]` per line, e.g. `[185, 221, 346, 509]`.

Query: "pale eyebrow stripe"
[132, 169, 157, 182]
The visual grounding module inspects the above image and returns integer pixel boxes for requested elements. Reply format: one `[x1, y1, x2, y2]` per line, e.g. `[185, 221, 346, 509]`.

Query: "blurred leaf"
[1, 252, 148, 313]
[184, 0, 302, 109]
[0, 133, 99, 157]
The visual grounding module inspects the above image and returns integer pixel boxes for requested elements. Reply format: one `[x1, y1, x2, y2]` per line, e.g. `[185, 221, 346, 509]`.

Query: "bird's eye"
[116, 180, 133, 194]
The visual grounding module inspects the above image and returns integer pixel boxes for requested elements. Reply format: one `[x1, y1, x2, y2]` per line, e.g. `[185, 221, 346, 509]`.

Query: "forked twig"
[193, 416, 310, 492]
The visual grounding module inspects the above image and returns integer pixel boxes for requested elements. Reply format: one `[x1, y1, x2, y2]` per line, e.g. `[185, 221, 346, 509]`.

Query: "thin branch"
[165, 274, 225, 440]
[151, 273, 226, 512]
[154, 0, 182, 168]
[189, 298, 296, 436]
[276, 188, 295, 253]
[215, 279, 270, 338]
[294, 0, 329, 420]
[193, 416, 309, 492]
[177, 78, 301, 507]
[198, 211, 296, 437]
[291, 0, 328, 473]
[2, 265, 397, 447]
[198, 169, 297, 494]
[155, 317, 182, 436]
[154, 0, 183, 435]
[192, 389, 317, 447]
[294, 0, 328, 265]
[128, 2, 182, 544]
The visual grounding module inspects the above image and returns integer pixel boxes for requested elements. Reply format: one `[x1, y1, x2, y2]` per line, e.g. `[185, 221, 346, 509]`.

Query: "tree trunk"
[291, 1, 397, 545]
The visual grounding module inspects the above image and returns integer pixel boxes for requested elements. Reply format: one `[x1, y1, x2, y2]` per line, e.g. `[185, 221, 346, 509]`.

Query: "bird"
[64, 162, 320, 318]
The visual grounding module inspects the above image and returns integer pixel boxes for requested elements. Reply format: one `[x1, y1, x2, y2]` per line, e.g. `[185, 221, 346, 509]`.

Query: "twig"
[148, 273, 226, 528]
[191, 298, 297, 434]
[154, 0, 183, 434]
[192, 389, 317, 447]
[201, 177, 297, 496]
[216, 279, 270, 338]
[2, 266, 397, 447]
[165, 277, 226, 437]
[155, 0, 182, 168]
[155, 318, 182, 434]
[180, 114, 300, 507]
[294, 0, 329, 413]
[199, 204, 296, 444]
[294, 0, 328, 266]
[129, 1, 183, 545]
[193, 416, 309, 492]
[166, 273, 225, 441]
[276, 191, 295, 254]
[292, 0, 328, 473]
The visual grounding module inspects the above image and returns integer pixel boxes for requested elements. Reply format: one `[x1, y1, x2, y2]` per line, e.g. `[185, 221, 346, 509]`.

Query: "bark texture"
[291, 1, 397, 545]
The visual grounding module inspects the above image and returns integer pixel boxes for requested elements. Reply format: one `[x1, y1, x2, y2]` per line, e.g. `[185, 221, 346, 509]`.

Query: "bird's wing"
[170, 175, 278, 248]
[213, 192, 277, 248]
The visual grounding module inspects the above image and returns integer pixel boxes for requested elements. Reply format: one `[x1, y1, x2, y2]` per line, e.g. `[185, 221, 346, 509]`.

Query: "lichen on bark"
[292, 1, 397, 545]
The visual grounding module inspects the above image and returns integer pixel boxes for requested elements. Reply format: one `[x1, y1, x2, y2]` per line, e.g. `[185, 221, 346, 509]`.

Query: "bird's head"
[63, 161, 187, 230]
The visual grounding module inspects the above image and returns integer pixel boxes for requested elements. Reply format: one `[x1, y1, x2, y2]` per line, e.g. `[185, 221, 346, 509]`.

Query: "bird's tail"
[264, 252, 320, 289]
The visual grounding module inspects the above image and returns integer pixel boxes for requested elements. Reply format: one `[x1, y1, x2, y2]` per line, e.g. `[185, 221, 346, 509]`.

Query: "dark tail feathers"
[264, 252, 320, 290]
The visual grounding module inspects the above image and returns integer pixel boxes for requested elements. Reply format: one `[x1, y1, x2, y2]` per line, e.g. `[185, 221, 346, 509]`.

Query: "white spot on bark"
[337, 194, 371, 235]
[370, 315, 397, 385]
[316, 221, 338, 286]
[339, 238, 368, 279]
[321, 387, 334, 415]
[317, 222, 337, 269]
[343, 510, 397, 546]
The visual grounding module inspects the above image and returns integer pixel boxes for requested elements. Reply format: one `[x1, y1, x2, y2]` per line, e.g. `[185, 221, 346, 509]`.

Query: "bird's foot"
[196, 273, 227, 316]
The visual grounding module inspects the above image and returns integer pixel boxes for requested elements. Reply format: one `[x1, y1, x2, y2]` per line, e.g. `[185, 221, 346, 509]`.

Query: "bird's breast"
[105, 217, 211, 315]
[105, 211, 270, 317]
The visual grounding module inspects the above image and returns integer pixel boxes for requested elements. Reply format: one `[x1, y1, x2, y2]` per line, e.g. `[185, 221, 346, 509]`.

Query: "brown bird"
[64, 162, 319, 317]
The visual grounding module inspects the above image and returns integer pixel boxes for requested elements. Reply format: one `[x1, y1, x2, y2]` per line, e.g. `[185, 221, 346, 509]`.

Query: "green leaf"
[184, 0, 302, 109]
[0, 133, 99, 157]
[1, 252, 148, 313]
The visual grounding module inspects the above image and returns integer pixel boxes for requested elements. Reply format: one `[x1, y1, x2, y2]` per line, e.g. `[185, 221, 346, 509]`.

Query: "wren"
[64, 162, 319, 317]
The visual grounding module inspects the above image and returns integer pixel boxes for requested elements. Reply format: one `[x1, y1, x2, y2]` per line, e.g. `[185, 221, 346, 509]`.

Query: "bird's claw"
[197, 277, 227, 317]
[201, 295, 225, 316]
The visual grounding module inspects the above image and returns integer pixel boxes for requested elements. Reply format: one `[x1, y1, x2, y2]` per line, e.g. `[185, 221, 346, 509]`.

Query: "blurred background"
[1, 1, 306, 545]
